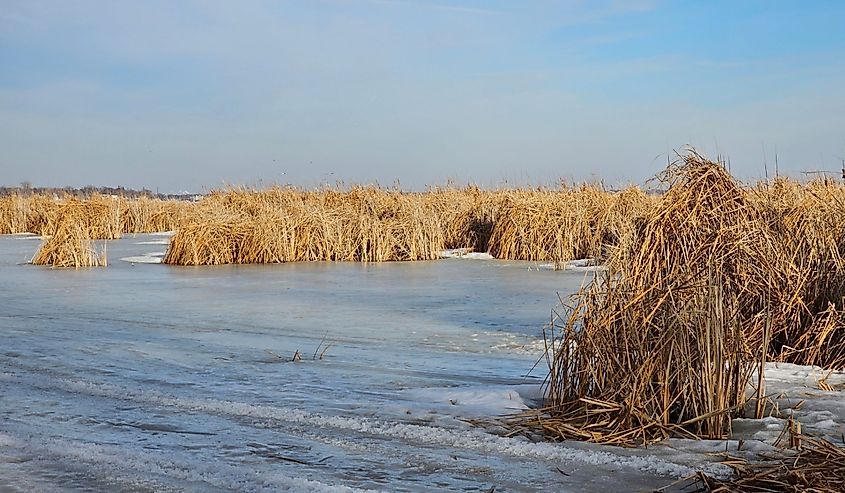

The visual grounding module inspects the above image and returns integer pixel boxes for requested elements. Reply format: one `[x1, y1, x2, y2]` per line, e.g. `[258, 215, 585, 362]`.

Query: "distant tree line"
[0, 182, 199, 200]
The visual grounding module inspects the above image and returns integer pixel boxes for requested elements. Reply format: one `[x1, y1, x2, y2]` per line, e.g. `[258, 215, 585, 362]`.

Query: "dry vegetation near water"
[0, 193, 195, 267]
[31, 219, 108, 268]
[509, 153, 845, 453]
[688, 433, 845, 493]
[6, 185, 653, 267]
[164, 187, 449, 264]
[161, 185, 654, 266]
[5, 155, 845, 487]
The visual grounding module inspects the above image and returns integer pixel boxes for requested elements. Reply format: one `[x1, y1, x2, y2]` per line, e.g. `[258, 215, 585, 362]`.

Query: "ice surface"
[2, 235, 841, 491]
[9, 233, 42, 240]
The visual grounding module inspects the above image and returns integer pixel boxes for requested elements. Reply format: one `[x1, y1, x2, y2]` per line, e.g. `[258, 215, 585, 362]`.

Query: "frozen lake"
[0, 234, 719, 492]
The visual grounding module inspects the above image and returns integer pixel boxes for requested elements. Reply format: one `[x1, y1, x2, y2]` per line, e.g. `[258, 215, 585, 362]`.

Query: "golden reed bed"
[2, 185, 657, 267]
[0, 193, 192, 267]
[161, 186, 655, 265]
[501, 154, 845, 454]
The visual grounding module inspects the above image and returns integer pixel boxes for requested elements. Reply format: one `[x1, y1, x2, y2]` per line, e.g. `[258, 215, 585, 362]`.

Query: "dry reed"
[163, 187, 448, 265]
[2, 193, 194, 267]
[683, 434, 845, 492]
[31, 219, 107, 268]
[522, 153, 803, 445]
[0, 194, 58, 235]
[487, 185, 653, 265]
[41, 195, 123, 240]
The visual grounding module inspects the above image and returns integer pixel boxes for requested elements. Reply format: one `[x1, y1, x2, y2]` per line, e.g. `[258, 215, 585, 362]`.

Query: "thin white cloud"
[359, 0, 503, 16]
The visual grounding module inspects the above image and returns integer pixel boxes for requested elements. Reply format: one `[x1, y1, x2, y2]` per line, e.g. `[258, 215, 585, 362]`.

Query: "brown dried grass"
[120, 196, 193, 234]
[31, 219, 107, 268]
[41, 195, 123, 240]
[163, 187, 449, 265]
[681, 434, 845, 493]
[2, 193, 193, 267]
[526, 151, 845, 446]
[0, 194, 58, 235]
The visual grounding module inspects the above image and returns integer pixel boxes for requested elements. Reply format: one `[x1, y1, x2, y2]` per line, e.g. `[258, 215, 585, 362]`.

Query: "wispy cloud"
[1, 0, 844, 190]
[361, 0, 503, 16]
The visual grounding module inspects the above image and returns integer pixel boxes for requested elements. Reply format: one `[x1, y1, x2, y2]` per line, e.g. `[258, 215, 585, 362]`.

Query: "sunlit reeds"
[691, 434, 845, 492]
[163, 187, 448, 265]
[522, 151, 845, 446]
[31, 218, 107, 268]
[0, 193, 194, 267]
[487, 186, 654, 265]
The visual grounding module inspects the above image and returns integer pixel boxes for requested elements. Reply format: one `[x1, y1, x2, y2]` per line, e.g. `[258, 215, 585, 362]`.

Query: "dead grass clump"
[487, 185, 650, 265]
[42, 195, 122, 240]
[0, 194, 59, 235]
[0, 194, 31, 234]
[488, 187, 594, 263]
[533, 152, 788, 445]
[749, 178, 845, 369]
[779, 304, 845, 371]
[163, 187, 447, 265]
[427, 186, 498, 252]
[30, 195, 122, 267]
[31, 220, 107, 268]
[120, 196, 194, 233]
[163, 213, 247, 265]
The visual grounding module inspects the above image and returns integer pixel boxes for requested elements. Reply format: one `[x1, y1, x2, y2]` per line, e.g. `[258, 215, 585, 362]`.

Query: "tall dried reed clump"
[164, 187, 447, 265]
[749, 178, 845, 369]
[42, 195, 123, 240]
[16, 194, 193, 267]
[28, 195, 119, 268]
[426, 186, 499, 252]
[120, 196, 194, 233]
[0, 194, 59, 235]
[163, 184, 660, 266]
[487, 186, 654, 265]
[531, 153, 795, 445]
[0, 194, 31, 234]
[31, 214, 107, 268]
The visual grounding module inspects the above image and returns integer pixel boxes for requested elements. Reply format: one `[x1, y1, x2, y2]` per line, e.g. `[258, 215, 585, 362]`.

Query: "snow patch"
[120, 251, 166, 264]
[439, 248, 495, 260]
[11, 233, 42, 241]
[755, 362, 845, 441]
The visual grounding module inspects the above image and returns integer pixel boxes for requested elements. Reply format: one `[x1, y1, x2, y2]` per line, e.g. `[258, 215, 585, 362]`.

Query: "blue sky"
[2, 1, 844, 192]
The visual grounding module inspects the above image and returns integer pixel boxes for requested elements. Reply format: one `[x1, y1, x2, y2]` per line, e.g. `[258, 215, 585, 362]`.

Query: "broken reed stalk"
[688, 434, 845, 493]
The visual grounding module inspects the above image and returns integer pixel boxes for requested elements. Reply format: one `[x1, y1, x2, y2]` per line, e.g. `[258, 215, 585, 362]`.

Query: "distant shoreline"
[0, 185, 200, 201]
